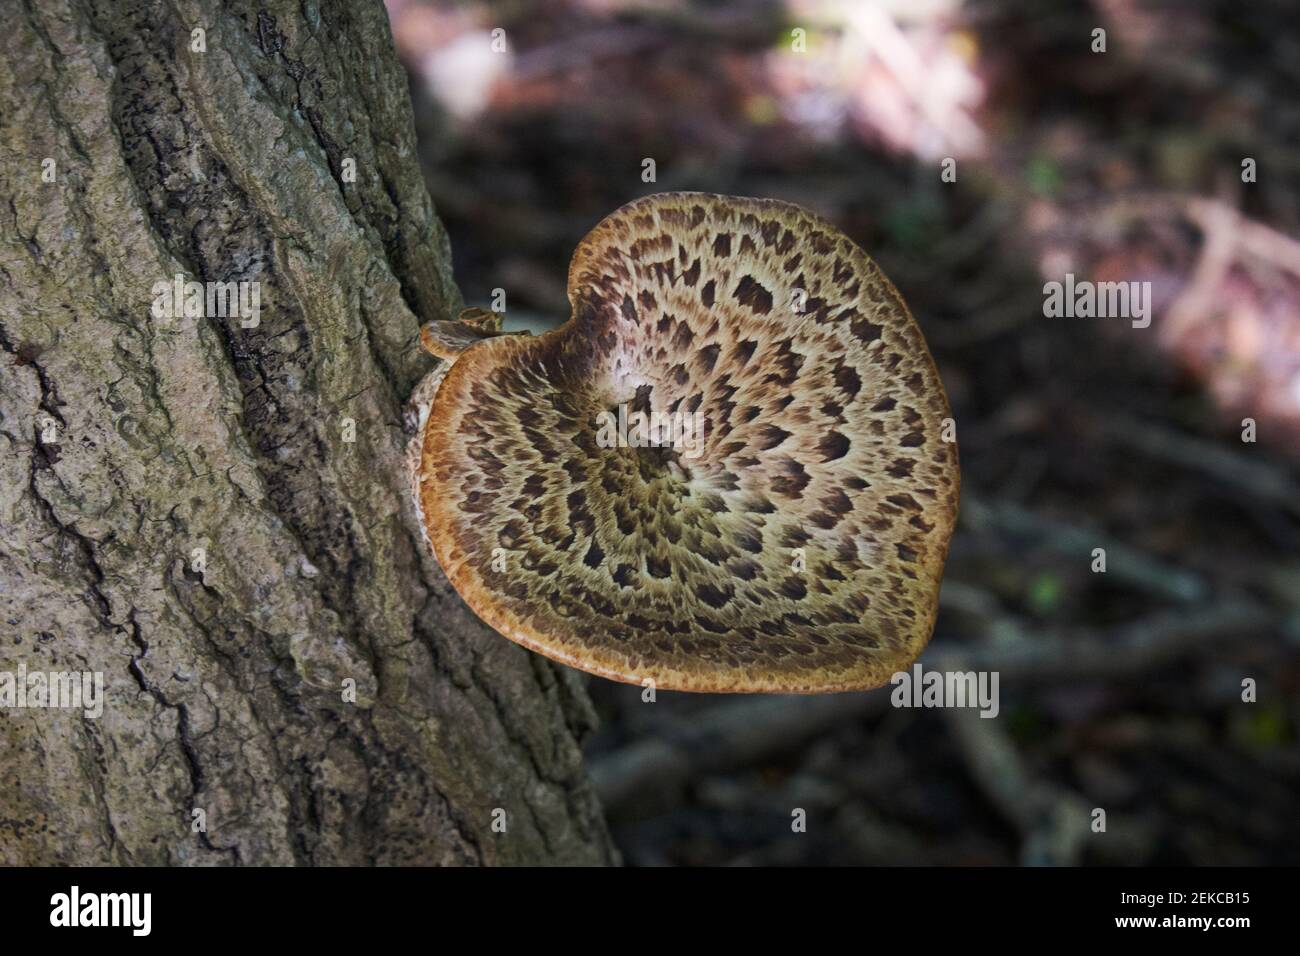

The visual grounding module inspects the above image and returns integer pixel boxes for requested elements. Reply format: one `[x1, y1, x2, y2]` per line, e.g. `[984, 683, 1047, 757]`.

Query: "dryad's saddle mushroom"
[409, 192, 959, 693]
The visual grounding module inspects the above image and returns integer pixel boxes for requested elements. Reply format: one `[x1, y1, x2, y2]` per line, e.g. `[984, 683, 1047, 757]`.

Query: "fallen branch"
[961, 494, 1209, 603]
[591, 601, 1273, 815]
[1089, 415, 1300, 516]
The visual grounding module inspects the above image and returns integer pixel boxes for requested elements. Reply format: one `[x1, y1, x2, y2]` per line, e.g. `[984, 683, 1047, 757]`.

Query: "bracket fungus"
[410, 192, 959, 693]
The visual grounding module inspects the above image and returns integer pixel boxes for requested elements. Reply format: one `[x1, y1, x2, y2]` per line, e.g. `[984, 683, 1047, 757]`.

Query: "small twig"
[1089, 415, 1300, 516]
[940, 702, 1089, 866]
[961, 493, 1208, 603]
[1161, 197, 1239, 343]
[1187, 197, 1300, 276]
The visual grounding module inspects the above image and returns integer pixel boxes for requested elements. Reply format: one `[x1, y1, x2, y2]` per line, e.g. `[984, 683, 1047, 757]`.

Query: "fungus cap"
[414, 192, 959, 693]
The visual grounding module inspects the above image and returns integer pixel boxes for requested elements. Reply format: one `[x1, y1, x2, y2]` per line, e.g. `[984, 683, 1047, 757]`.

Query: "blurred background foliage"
[387, 0, 1300, 864]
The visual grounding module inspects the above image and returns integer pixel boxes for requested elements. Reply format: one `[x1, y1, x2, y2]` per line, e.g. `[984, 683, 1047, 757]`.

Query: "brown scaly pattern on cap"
[417, 193, 959, 693]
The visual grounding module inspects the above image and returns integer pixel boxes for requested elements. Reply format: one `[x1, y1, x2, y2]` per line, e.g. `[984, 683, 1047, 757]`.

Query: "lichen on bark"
[0, 0, 615, 865]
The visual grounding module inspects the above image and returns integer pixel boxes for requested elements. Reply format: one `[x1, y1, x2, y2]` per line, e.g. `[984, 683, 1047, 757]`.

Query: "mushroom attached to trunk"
[410, 192, 959, 693]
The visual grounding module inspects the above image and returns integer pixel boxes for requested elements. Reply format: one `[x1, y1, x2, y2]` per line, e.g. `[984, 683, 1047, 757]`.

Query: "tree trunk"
[0, 0, 616, 866]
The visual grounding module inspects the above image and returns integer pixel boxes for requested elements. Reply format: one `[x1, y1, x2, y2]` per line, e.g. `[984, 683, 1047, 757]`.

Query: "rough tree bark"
[0, 0, 617, 865]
